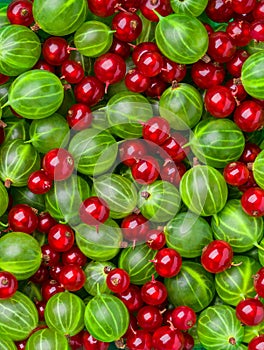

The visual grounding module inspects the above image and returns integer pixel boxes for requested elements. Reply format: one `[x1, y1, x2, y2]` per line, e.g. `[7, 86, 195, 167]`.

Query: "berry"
[30, 264, 49, 284]
[48, 224, 75, 252]
[126, 329, 152, 350]
[0, 271, 18, 299]
[223, 161, 250, 186]
[161, 132, 189, 163]
[240, 142, 261, 163]
[132, 42, 159, 64]
[153, 248, 182, 278]
[42, 148, 74, 181]
[125, 69, 150, 93]
[69, 331, 84, 350]
[226, 20, 251, 47]
[183, 333, 195, 350]
[41, 279, 65, 301]
[248, 335, 264, 350]
[74, 76, 104, 106]
[117, 284, 144, 312]
[35, 300, 46, 321]
[236, 298, 264, 326]
[140, 0, 173, 22]
[83, 330, 110, 350]
[201, 240, 234, 273]
[27, 169, 53, 195]
[37, 212, 57, 234]
[8, 204, 38, 234]
[152, 326, 184, 350]
[112, 11, 142, 42]
[231, 0, 257, 14]
[137, 51, 163, 77]
[160, 161, 186, 187]
[121, 213, 150, 243]
[241, 187, 264, 217]
[226, 50, 249, 78]
[42, 37, 70, 66]
[49, 262, 64, 282]
[171, 306, 197, 331]
[206, 0, 234, 23]
[146, 230, 166, 250]
[137, 305, 163, 332]
[145, 76, 167, 98]
[119, 139, 148, 167]
[7, 0, 33, 26]
[79, 196, 110, 227]
[160, 58, 186, 84]
[191, 60, 225, 90]
[61, 60, 85, 84]
[106, 268, 130, 293]
[234, 100, 264, 132]
[41, 244, 60, 267]
[66, 103, 93, 131]
[58, 264, 86, 291]
[142, 116, 170, 145]
[87, 0, 119, 17]
[254, 268, 264, 298]
[109, 37, 131, 59]
[61, 246, 87, 267]
[225, 78, 247, 101]
[207, 31, 236, 63]
[131, 156, 160, 185]
[204, 85, 236, 118]
[141, 279, 168, 306]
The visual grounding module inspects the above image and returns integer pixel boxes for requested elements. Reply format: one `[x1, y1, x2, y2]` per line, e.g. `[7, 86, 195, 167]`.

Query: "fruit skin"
[201, 240, 233, 274]
[179, 165, 228, 216]
[0, 291, 38, 341]
[253, 149, 264, 189]
[0, 24, 41, 76]
[0, 232, 42, 280]
[33, 0, 88, 36]
[170, 0, 208, 17]
[155, 13, 208, 64]
[84, 294, 129, 343]
[25, 328, 69, 350]
[165, 261, 215, 312]
[0, 337, 16, 350]
[241, 52, 264, 99]
[44, 292, 85, 336]
[197, 305, 244, 350]
[84, 261, 115, 296]
[0, 179, 8, 216]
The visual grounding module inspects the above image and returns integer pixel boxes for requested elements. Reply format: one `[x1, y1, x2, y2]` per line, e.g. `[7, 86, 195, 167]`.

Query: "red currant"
[226, 50, 249, 78]
[109, 37, 131, 59]
[241, 187, 264, 217]
[236, 298, 264, 326]
[131, 156, 160, 185]
[204, 85, 236, 118]
[69, 331, 84, 350]
[49, 262, 64, 282]
[126, 329, 152, 350]
[41, 279, 65, 301]
[143, 116, 170, 145]
[33, 59, 55, 73]
[234, 100, 264, 132]
[160, 161, 186, 187]
[132, 42, 159, 64]
[248, 335, 264, 350]
[30, 264, 49, 284]
[106, 268, 130, 293]
[226, 20, 251, 47]
[125, 69, 150, 93]
[191, 60, 225, 90]
[161, 132, 189, 163]
[141, 279, 168, 306]
[61, 60, 85, 84]
[79, 196, 110, 227]
[0, 271, 18, 299]
[66, 103, 93, 131]
[119, 139, 148, 167]
[207, 31, 236, 63]
[58, 264, 86, 291]
[160, 58, 186, 84]
[112, 11, 142, 42]
[42, 148, 74, 181]
[206, 0, 234, 23]
[117, 284, 144, 312]
[41, 244, 60, 267]
[153, 248, 182, 278]
[201, 240, 233, 273]
[140, 0, 173, 22]
[7, 0, 33, 26]
[145, 77, 168, 98]
[87, 0, 119, 17]
[231, 0, 257, 14]
[183, 333, 195, 350]
[61, 246, 87, 267]
[27, 169, 53, 195]
[48, 224, 75, 252]
[82, 330, 110, 350]
[254, 268, 264, 298]
[253, 0, 264, 20]
[42, 37, 70, 66]
[240, 142, 261, 163]
[223, 161, 250, 186]
[137, 51, 163, 77]
[171, 306, 197, 331]
[37, 212, 57, 234]
[152, 325, 184, 350]
[146, 230, 166, 250]
[121, 213, 150, 243]
[35, 300, 46, 322]
[8, 204, 38, 234]
[225, 78, 247, 102]
[137, 305, 163, 332]
[74, 76, 104, 106]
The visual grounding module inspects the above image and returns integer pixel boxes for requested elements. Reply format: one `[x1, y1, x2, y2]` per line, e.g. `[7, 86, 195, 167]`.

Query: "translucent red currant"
[66, 103, 93, 131]
[201, 240, 234, 273]
[61, 246, 87, 267]
[112, 11, 142, 42]
[146, 229, 166, 250]
[8, 204, 38, 234]
[254, 268, 264, 298]
[241, 187, 264, 217]
[207, 31, 236, 63]
[82, 330, 110, 350]
[236, 298, 264, 326]
[153, 248, 182, 278]
[61, 60, 85, 84]
[74, 76, 104, 106]
[137, 305, 163, 332]
[106, 268, 130, 293]
[234, 100, 264, 132]
[7, 0, 33, 26]
[42, 37, 70, 66]
[119, 139, 148, 167]
[223, 161, 250, 186]
[48, 224, 75, 252]
[141, 279, 168, 306]
[79, 196, 110, 227]
[37, 212, 57, 234]
[27, 169, 53, 195]
[126, 329, 152, 350]
[204, 85, 236, 118]
[152, 326, 184, 350]
[117, 284, 144, 312]
[42, 148, 75, 181]
[171, 306, 197, 331]
[248, 335, 264, 350]
[131, 156, 160, 185]
[58, 264, 86, 291]
[0, 271, 18, 299]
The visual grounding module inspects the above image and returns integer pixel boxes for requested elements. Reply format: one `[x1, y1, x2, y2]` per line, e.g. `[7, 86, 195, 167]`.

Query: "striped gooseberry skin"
[159, 83, 203, 130]
[68, 128, 118, 176]
[25, 328, 69, 350]
[0, 180, 8, 217]
[253, 150, 264, 189]
[83, 261, 115, 296]
[197, 305, 244, 349]
[44, 292, 85, 336]
[155, 13, 208, 64]
[33, 0, 88, 36]
[0, 337, 16, 350]
[170, 0, 208, 16]
[211, 199, 263, 253]
[215, 255, 261, 306]
[93, 174, 138, 219]
[189, 118, 245, 168]
[165, 261, 215, 312]
[241, 52, 264, 99]
[0, 24, 41, 76]
[118, 244, 157, 285]
[0, 139, 40, 187]
[179, 165, 228, 217]
[0, 232, 42, 281]
[7, 70, 64, 120]
[84, 294, 129, 343]
[74, 21, 114, 58]
[0, 291, 38, 341]
[45, 174, 90, 225]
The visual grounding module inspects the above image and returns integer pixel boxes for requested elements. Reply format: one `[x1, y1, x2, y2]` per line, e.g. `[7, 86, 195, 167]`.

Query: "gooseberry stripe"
[253, 150, 264, 189]
[170, 0, 208, 17]
[0, 337, 16, 350]
[25, 328, 69, 349]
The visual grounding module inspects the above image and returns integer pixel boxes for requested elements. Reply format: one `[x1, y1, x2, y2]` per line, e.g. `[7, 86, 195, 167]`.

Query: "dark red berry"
[0, 73, 9, 85]
[117, 284, 144, 312]
[161, 132, 189, 163]
[41, 279, 65, 301]
[125, 69, 150, 93]
[254, 268, 264, 298]
[37, 212, 57, 234]
[121, 213, 150, 243]
[106, 268, 130, 293]
[145, 77, 168, 98]
[253, 0, 264, 20]
[225, 78, 247, 102]
[160, 161, 186, 187]
[223, 161, 250, 186]
[152, 325, 184, 350]
[226, 20, 251, 47]
[207, 31, 236, 63]
[143, 117, 170, 145]
[41, 244, 60, 267]
[141, 279, 168, 306]
[137, 51, 163, 77]
[7, 0, 33, 26]
[204, 85, 236, 118]
[74, 76, 104, 106]
[109, 37, 131, 59]
[42, 148, 74, 181]
[132, 42, 159, 64]
[140, 0, 173, 22]
[126, 329, 153, 350]
[248, 335, 264, 350]
[83, 330, 110, 350]
[234, 100, 264, 132]
[49, 262, 64, 282]
[69, 331, 84, 350]
[153, 248, 182, 278]
[231, 0, 257, 14]
[137, 305, 163, 332]
[206, 0, 234, 23]
[27, 169, 53, 195]
[66, 103, 93, 130]
[240, 142, 261, 163]
[79, 196, 110, 226]
[87, 0, 119, 17]
[48, 224, 75, 252]
[119, 139, 148, 167]
[33, 59, 55, 73]
[236, 298, 264, 326]
[8, 204, 38, 234]
[30, 264, 49, 284]
[61, 60, 85, 84]
[42, 37, 70, 66]
[183, 333, 195, 350]
[0, 271, 18, 299]
[35, 300, 46, 322]
[160, 58, 187, 84]
[61, 246, 87, 267]
[112, 11, 142, 42]
[171, 306, 197, 331]
[131, 156, 160, 185]
[146, 229, 166, 250]
[58, 264, 86, 291]
[201, 240, 233, 273]
[191, 60, 225, 90]
[241, 187, 264, 217]
[226, 50, 249, 78]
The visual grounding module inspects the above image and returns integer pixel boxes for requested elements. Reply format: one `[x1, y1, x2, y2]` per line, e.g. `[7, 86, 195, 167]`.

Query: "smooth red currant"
[27, 169, 53, 195]
[8, 204, 38, 234]
[153, 248, 182, 278]
[79, 196, 110, 227]
[171, 306, 197, 331]
[48, 224, 75, 252]
[201, 240, 234, 273]
[223, 161, 250, 186]
[236, 298, 264, 326]
[0, 271, 18, 299]
[141, 279, 168, 306]
[42, 148, 75, 181]
[106, 268, 130, 293]
[241, 187, 264, 217]
[58, 264, 86, 291]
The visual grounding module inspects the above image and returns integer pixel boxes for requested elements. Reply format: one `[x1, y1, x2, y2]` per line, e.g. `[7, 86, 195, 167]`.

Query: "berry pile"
[0, 0, 264, 349]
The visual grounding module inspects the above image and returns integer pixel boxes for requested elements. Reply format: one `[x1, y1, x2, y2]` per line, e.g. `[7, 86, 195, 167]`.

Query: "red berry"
[61, 60, 85, 84]
[238, 170, 258, 192]
[37, 212, 57, 234]
[160, 161, 186, 187]
[42, 37, 70, 66]
[7, 0, 33, 26]
[74, 76, 104, 106]
[125, 69, 150, 93]
[160, 58, 187, 84]
[171, 306, 197, 331]
[153, 248, 182, 278]
[236, 298, 264, 326]
[206, 0, 234, 23]
[141, 279, 168, 306]
[226, 50, 249, 78]
[0, 271, 18, 299]
[248, 335, 264, 350]
[204, 85, 236, 118]
[58, 264, 86, 291]
[41, 244, 60, 267]
[223, 161, 250, 186]
[33, 59, 55, 73]
[183, 333, 195, 350]
[131, 156, 160, 185]
[254, 268, 264, 298]
[82, 330, 110, 350]
[106, 268, 130, 293]
[35, 300, 46, 322]
[30, 264, 49, 284]
[191, 60, 225, 90]
[8, 204, 38, 234]
[225, 78, 247, 101]
[87, 0, 119, 17]
[132, 42, 159, 64]
[241, 187, 264, 217]
[121, 213, 150, 243]
[68, 331, 84, 350]
[240, 142, 261, 163]
[140, 0, 173, 22]
[137, 305, 163, 332]
[234, 100, 264, 132]
[41, 279, 65, 301]
[201, 240, 233, 273]
[109, 37, 131, 59]
[27, 169, 53, 195]
[121, 0, 141, 12]
[137, 51, 163, 77]
[48, 224, 75, 252]
[49, 262, 64, 282]
[253, 0, 264, 20]
[124, 313, 138, 339]
[226, 20, 251, 47]
[119, 139, 148, 167]
[207, 31, 236, 63]
[117, 284, 144, 312]
[66, 103, 93, 131]
[79, 196, 110, 226]
[143, 117, 170, 145]
[112, 11, 142, 42]
[152, 326, 184, 350]
[145, 77, 168, 98]
[146, 230, 166, 250]
[0, 73, 9, 85]
[231, 0, 257, 14]
[126, 329, 153, 350]
[161, 132, 189, 163]
[42, 148, 74, 181]
[61, 246, 87, 267]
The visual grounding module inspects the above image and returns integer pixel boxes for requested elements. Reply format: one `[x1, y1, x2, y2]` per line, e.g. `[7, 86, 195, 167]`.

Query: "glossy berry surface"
[191, 61, 225, 90]
[117, 284, 144, 312]
[254, 268, 264, 298]
[37, 212, 57, 234]
[226, 20, 251, 47]
[41, 244, 60, 267]
[119, 139, 148, 167]
[205, 0, 234, 23]
[42, 148, 74, 181]
[236, 298, 264, 326]
[137, 305, 163, 332]
[204, 85, 236, 118]
[223, 161, 249, 186]
[140, 0, 173, 22]
[234, 100, 264, 132]
[27, 169, 53, 195]
[241, 187, 264, 217]
[58, 264, 86, 291]
[152, 326, 184, 350]
[160, 161, 186, 187]
[201, 240, 233, 273]
[121, 213, 150, 243]
[106, 268, 130, 293]
[131, 156, 160, 185]
[48, 224, 75, 252]
[160, 58, 186, 84]
[207, 31, 236, 63]
[154, 248, 182, 278]
[62, 246, 87, 267]
[41, 280, 65, 301]
[226, 50, 249, 78]
[141, 279, 168, 306]
[42, 37, 70, 66]
[30, 264, 49, 284]
[87, 0, 119, 17]
[132, 42, 159, 64]
[94, 53, 126, 87]
[240, 142, 261, 163]
[61, 60, 85, 84]
[66, 103, 93, 131]
[79, 196, 110, 226]
[74, 76, 104, 106]
[126, 329, 152, 350]
[143, 117, 170, 145]
[171, 306, 197, 331]
[161, 132, 189, 163]
[7, 0, 33, 26]
[137, 51, 163, 77]
[112, 11, 142, 42]
[0, 271, 18, 299]
[146, 230, 166, 250]
[8, 204, 38, 234]
[83, 330, 110, 350]
[248, 335, 264, 350]
[125, 69, 150, 93]
[231, 0, 257, 14]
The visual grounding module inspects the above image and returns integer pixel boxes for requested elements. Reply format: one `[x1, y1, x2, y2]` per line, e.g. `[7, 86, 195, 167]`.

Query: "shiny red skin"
[62, 246, 87, 267]
[143, 116, 170, 145]
[61, 60, 84, 84]
[41, 279, 65, 301]
[125, 68, 150, 93]
[240, 142, 261, 163]
[8, 204, 38, 234]
[37, 212, 57, 234]
[30, 264, 49, 284]
[160, 161, 186, 187]
[146, 230, 166, 250]
[234, 100, 264, 132]
[132, 42, 159, 64]
[117, 284, 144, 312]
[94, 53, 126, 86]
[154, 248, 182, 278]
[248, 335, 264, 350]
[66, 103, 93, 130]
[109, 37, 131, 59]
[231, 0, 257, 14]
[41, 244, 60, 267]
[126, 329, 153, 350]
[119, 139, 148, 167]
[141, 280, 168, 306]
[204, 85, 236, 118]
[226, 20, 251, 47]
[121, 213, 150, 243]
[74, 76, 104, 106]
[79, 196, 110, 226]
[137, 305, 163, 332]
[137, 51, 163, 77]
[48, 224, 75, 252]
[58, 264, 86, 291]
[171, 306, 197, 331]
[0, 271, 18, 299]
[7, 0, 33, 26]
[223, 161, 250, 186]
[42, 148, 74, 181]
[83, 330, 110, 350]
[27, 169, 53, 195]
[236, 298, 264, 326]
[201, 240, 233, 273]
[241, 187, 264, 217]
[226, 50, 249, 78]
[160, 58, 187, 84]
[254, 268, 264, 298]
[225, 78, 247, 101]
[152, 326, 185, 350]
[139, 0, 173, 22]
[205, 0, 234, 23]
[87, 0, 119, 17]
[106, 268, 130, 293]
[207, 31, 236, 63]
[112, 11, 142, 42]
[191, 61, 225, 90]
[42, 37, 70, 66]
[131, 156, 160, 185]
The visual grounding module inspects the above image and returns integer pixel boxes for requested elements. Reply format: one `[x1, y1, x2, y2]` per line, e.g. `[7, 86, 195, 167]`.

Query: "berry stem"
[254, 243, 264, 252]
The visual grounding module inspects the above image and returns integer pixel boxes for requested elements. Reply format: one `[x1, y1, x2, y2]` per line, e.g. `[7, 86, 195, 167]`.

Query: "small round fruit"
[0, 271, 18, 299]
[201, 240, 233, 273]
[236, 298, 264, 326]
